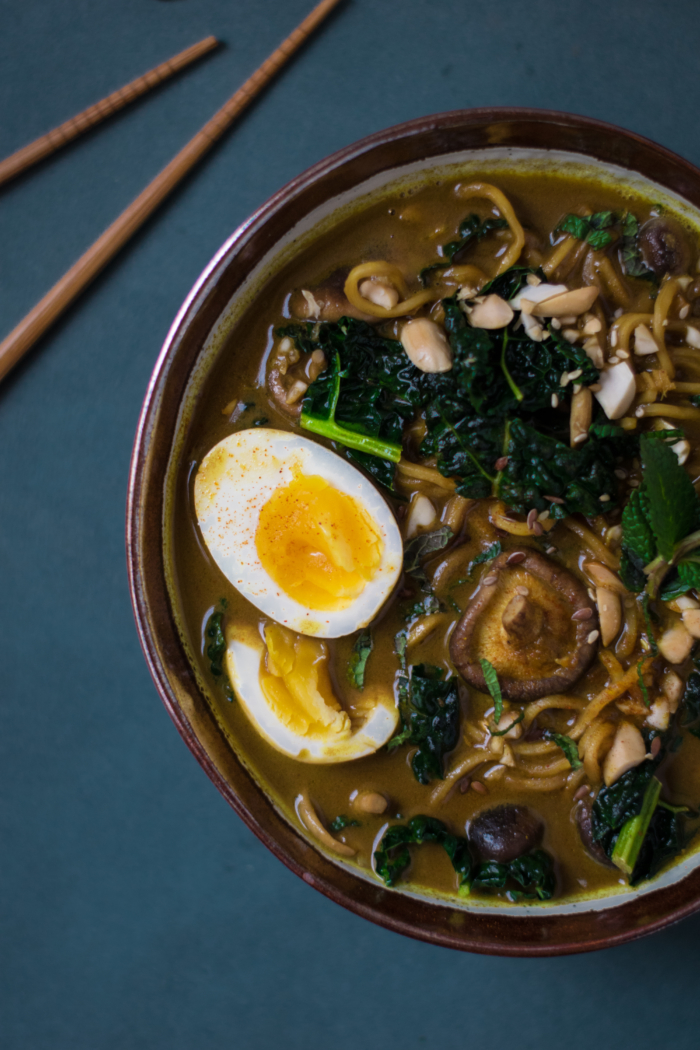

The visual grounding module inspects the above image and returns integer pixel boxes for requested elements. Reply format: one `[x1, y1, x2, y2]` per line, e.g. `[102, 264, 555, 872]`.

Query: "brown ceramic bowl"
[127, 107, 700, 955]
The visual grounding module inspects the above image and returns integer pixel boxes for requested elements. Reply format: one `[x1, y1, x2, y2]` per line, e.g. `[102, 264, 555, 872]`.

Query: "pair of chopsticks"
[0, 0, 344, 384]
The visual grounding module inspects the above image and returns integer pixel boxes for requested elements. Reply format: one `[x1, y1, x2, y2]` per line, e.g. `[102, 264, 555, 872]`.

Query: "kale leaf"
[390, 663, 460, 784]
[374, 815, 472, 889]
[204, 604, 234, 701]
[472, 849, 556, 901]
[419, 213, 509, 285]
[557, 211, 618, 250]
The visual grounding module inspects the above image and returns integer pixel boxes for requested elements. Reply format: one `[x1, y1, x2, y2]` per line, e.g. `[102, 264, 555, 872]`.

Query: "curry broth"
[171, 169, 700, 904]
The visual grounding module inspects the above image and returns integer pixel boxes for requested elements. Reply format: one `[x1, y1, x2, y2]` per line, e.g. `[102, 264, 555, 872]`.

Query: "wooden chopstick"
[0, 36, 220, 189]
[0, 0, 344, 384]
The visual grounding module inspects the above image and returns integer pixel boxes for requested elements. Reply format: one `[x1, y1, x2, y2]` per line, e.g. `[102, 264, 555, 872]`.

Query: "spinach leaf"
[480, 658, 503, 724]
[591, 754, 660, 854]
[204, 604, 234, 701]
[348, 628, 373, 689]
[480, 265, 542, 301]
[630, 805, 688, 884]
[468, 850, 555, 900]
[403, 526, 454, 588]
[329, 815, 360, 832]
[419, 214, 508, 285]
[542, 730, 583, 769]
[390, 663, 460, 784]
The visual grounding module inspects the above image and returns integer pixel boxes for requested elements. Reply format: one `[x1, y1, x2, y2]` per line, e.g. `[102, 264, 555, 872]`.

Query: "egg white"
[226, 628, 399, 762]
[194, 428, 403, 637]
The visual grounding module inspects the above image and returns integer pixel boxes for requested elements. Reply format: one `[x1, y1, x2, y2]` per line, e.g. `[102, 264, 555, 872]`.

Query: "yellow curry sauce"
[171, 169, 700, 904]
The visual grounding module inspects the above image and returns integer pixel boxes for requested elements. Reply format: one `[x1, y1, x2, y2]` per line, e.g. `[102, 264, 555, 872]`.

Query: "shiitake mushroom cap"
[450, 547, 599, 701]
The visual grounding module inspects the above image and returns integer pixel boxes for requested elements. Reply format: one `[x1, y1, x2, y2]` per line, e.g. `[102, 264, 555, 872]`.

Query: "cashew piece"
[359, 278, 400, 311]
[467, 293, 514, 329]
[400, 318, 453, 373]
[596, 586, 622, 646]
[351, 791, 388, 815]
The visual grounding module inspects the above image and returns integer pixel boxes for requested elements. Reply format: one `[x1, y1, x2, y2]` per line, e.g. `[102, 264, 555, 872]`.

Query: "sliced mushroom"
[450, 548, 599, 701]
[602, 722, 646, 787]
[289, 268, 376, 322]
[468, 805, 543, 863]
[638, 216, 693, 277]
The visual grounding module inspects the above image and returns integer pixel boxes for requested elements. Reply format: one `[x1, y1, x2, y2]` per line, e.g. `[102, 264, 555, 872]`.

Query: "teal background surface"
[2, 1, 700, 1046]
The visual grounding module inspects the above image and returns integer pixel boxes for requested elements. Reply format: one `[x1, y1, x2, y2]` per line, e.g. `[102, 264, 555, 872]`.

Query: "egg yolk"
[255, 474, 383, 611]
[259, 624, 350, 738]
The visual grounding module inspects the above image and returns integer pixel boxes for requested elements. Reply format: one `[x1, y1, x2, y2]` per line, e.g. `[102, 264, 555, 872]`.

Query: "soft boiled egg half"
[225, 621, 398, 762]
[194, 428, 403, 637]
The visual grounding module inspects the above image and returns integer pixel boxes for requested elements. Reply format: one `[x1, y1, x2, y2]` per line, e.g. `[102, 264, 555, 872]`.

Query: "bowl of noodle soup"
[128, 108, 700, 954]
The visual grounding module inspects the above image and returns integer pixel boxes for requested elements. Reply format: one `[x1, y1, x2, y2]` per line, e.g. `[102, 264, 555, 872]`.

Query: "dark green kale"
[348, 628, 373, 689]
[204, 603, 234, 701]
[590, 741, 691, 883]
[402, 592, 442, 622]
[388, 663, 460, 784]
[374, 817, 555, 900]
[329, 815, 360, 832]
[374, 815, 473, 890]
[619, 433, 700, 597]
[419, 214, 509, 285]
[471, 849, 556, 901]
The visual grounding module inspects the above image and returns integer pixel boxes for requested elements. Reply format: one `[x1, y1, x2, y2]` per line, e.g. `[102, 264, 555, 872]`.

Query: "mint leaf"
[403, 526, 453, 588]
[640, 435, 700, 561]
[543, 731, 582, 769]
[622, 485, 656, 564]
[480, 658, 503, 724]
[348, 628, 373, 689]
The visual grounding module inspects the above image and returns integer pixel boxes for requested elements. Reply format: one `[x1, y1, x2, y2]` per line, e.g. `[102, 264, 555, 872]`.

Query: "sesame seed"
[587, 629, 600, 644]
[538, 509, 550, 522]
[610, 331, 619, 347]
[572, 607, 594, 621]
[573, 432, 588, 444]
[609, 355, 620, 364]
[545, 494, 565, 504]
[546, 546, 557, 554]
[573, 785, 590, 801]
[494, 456, 509, 470]
[568, 369, 583, 381]
[635, 407, 645, 418]
[532, 521, 544, 536]
[629, 479, 640, 487]
[599, 494, 611, 502]
[551, 393, 559, 408]
[680, 304, 690, 320]
[506, 551, 526, 565]
[650, 736, 662, 757]
[560, 372, 571, 387]
[515, 585, 530, 597]
[617, 349, 630, 359]
[526, 508, 538, 529]
[614, 468, 627, 479]
[471, 781, 487, 795]
[482, 573, 498, 586]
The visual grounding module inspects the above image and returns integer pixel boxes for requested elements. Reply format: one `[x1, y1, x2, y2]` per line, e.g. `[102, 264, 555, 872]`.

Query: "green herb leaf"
[204, 605, 235, 701]
[640, 434, 700, 561]
[388, 664, 460, 783]
[490, 710, 525, 737]
[543, 730, 582, 769]
[480, 658, 503, 724]
[329, 815, 360, 832]
[374, 815, 473, 889]
[419, 214, 509, 285]
[403, 526, 453, 588]
[348, 628, 373, 689]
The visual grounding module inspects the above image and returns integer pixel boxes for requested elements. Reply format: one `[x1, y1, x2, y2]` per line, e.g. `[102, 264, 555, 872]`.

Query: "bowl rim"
[127, 106, 700, 956]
